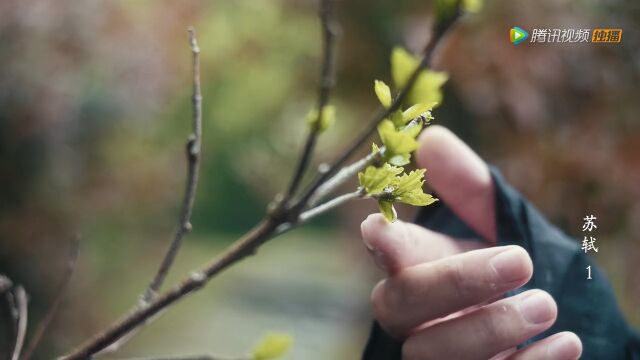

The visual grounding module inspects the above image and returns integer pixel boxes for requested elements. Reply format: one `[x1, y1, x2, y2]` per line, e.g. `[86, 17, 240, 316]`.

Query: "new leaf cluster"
[359, 47, 448, 222]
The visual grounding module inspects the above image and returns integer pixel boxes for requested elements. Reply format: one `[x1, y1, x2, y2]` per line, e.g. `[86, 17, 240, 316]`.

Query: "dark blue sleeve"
[362, 167, 640, 360]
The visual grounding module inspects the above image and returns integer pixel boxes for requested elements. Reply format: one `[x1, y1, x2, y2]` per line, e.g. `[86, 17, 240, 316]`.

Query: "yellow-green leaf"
[358, 163, 403, 194]
[390, 110, 405, 128]
[394, 169, 438, 207]
[396, 169, 426, 192]
[391, 47, 419, 89]
[402, 103, 436, 123]
[400, 191, 438, 207]
[372, 142, 380, 154]
[463, 0, 483, 13]
[374, 80, 392, 108]
[252, 333, 293, 360]
[390, 47, 448, 107]
[388, 153, 410, 166]
[378, 200, 397, 222]
[378, 120, 419, 156]
[306, 105, 336, 132]
[408, 70, 448, 107]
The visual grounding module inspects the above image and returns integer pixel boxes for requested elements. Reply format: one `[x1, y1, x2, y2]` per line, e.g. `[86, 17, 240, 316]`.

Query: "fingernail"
[489, 247, 528, 283]
[362, 215, 403, 250]
[363, 236, 375, 251]
[547, 333, 581, 359]
[372, 250, 389, 272]
[361, 219, 376, 251]
[519, 291, 555, 324]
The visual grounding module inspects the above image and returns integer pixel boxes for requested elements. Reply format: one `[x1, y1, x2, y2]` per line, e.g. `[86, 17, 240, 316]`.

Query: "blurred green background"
[1, 0, 639, 358]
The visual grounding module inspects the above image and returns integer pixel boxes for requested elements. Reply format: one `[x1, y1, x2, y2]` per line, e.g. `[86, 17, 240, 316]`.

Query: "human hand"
[361, 125, 582, 359]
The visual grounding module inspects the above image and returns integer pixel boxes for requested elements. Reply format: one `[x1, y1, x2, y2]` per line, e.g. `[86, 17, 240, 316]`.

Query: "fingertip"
[518, 289, 558, 326]
[361, 213, 390, 250]
[489, 245, 534, 284]
[361, 213, 387, 232]
[547, 332, 583, 359]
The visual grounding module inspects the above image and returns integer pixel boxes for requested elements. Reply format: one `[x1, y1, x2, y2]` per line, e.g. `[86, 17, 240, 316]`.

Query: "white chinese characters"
[581, 214, 598, 253]
[530, 28, 590, 43]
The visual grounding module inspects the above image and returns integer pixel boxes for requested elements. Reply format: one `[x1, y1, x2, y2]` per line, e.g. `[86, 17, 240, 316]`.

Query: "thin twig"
[59, 219, 279, 360]
[98, 27, 204, 357]
[11, 286, 28, 360]
[291, 15, 458, 213]
[22, 238, 79, 360]
[309, 153, 379, 208]
[283, 0, 338, 201]
[144, 26, 203, 302]
[299, 189, 365, 223]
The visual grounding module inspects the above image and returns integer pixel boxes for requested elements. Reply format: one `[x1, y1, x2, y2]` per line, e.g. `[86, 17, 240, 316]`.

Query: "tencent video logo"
[510, 26, 529, 45]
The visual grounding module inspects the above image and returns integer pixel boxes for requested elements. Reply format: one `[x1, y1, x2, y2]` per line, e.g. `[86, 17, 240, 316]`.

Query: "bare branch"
[292, 14, 459, 213]
[94, 28, 204, 357]
[22, 238, 79, 360]
[59, 219, 279, 360]
[144, 26, 203, 302]
[299, 189, 365, 223]
[308, 151, 379, 208]
[283, 0, 338, 201]
[11, 286, 28, 360]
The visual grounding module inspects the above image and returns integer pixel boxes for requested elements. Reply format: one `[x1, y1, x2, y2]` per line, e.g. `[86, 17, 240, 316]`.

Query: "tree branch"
[283, 0, 338, 201]
[299, 189, 365, 223]
[93, 28, 204, 357]
[22, 238, 79, 360]
[58, 5, 461, 359]
[144, 26, 203, 302]
[59, 219, 280, 360]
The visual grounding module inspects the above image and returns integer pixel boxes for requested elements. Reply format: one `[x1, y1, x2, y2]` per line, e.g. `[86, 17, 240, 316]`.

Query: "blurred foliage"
[0, 0, 639, 358]
[252, 332, 293, 360]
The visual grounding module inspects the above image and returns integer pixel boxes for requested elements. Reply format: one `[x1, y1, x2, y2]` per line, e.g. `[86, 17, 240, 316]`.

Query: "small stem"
[97, 27, 204, 358]
[22, 238, 79, 360]
[142, 27, 202, 303]
[299, 189, 365, 223]
[309, 153, 379, 208]
[144, 27, 203, 303]
[284, 0, 337, 201]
